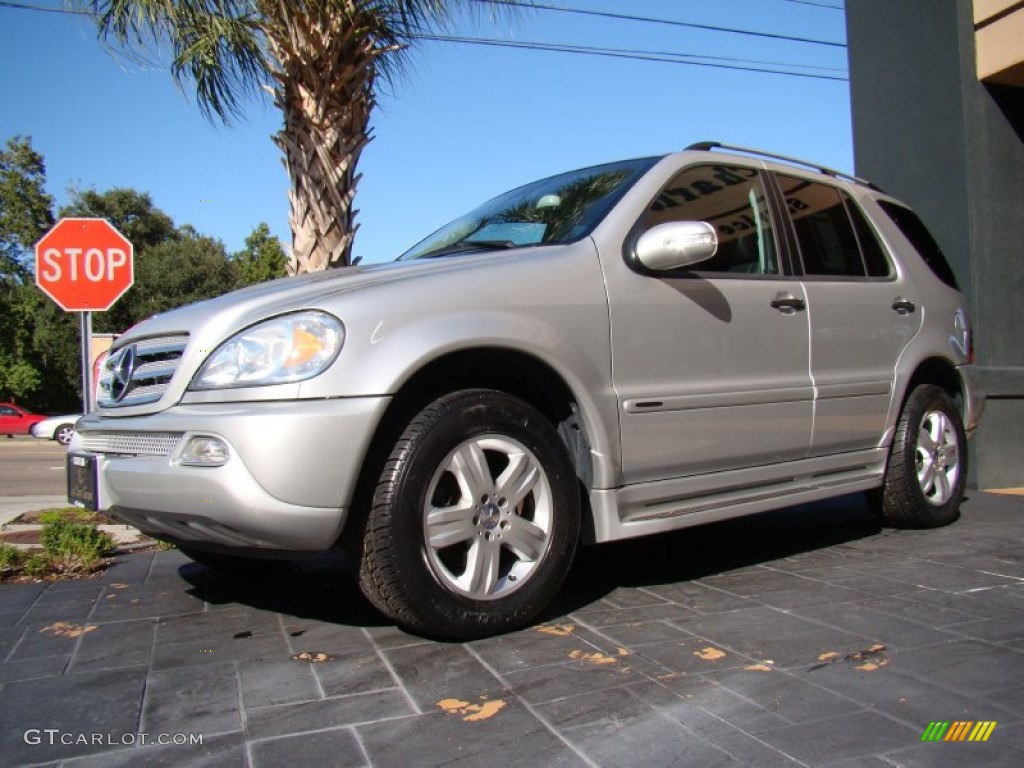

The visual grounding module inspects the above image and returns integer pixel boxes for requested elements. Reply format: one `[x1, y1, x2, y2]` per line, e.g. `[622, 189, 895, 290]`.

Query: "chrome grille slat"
[98, 334, 189, 407]
[82, 431, 184, 456]
[133, 360, 179, 380]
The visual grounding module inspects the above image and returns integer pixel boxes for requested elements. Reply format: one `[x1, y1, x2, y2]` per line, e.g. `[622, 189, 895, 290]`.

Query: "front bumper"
[69, 396, 390, 551]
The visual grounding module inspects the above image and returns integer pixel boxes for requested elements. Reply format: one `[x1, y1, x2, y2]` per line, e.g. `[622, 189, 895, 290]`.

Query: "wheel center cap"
[479, 502, 501, 530]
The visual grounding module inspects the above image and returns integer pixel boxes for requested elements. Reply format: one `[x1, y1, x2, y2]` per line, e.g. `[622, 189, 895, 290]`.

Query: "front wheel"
[354, 390, 580, 639]
[871, 384, 967, 528]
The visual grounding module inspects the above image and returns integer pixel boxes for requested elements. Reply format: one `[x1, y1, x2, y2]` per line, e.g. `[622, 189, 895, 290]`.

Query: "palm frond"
[81, 1, 269, 123]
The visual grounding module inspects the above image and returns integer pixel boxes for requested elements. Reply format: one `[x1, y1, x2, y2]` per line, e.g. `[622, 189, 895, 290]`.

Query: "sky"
[0, 0, 850, 264]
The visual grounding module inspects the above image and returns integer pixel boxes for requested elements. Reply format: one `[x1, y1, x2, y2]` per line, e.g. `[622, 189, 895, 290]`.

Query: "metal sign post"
[79, 311, 92, 415]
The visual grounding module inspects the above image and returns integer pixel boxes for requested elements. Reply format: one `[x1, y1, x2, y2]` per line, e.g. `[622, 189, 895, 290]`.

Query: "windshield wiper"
[418, 240, 519, 259]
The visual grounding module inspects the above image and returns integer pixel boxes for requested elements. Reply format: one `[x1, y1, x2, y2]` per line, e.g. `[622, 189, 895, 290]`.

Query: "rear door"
[771, 174, 922, 455]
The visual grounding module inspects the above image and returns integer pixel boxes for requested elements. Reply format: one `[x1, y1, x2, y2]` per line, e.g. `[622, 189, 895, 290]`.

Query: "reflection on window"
[775, 175, 891, 278]
[647, 165, 778, 275]
[401, 158, 658, 260]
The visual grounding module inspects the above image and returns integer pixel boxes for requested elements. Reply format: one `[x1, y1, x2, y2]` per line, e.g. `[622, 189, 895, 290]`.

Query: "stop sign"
[35, 218, 134, 311]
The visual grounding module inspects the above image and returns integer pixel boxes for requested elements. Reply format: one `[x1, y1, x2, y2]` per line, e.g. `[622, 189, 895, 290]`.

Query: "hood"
[113, 257, 473, 346]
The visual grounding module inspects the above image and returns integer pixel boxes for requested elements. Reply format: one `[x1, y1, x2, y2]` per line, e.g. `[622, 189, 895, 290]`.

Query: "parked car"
[0, 402, 46, 437]
[69, 142, 984, 639]
[31, 414, 81, 446]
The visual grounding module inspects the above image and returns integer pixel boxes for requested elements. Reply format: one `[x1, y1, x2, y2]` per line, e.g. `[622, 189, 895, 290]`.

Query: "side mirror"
[635, 221, 718, 271]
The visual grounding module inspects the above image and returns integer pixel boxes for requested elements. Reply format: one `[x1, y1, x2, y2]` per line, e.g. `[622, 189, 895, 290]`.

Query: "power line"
[1, 0, 846, 80]
[782, 0, 844, 10]
[0, 1, 90, 14]
[473, 0, 846, 48]
[414, 34, 847, 81]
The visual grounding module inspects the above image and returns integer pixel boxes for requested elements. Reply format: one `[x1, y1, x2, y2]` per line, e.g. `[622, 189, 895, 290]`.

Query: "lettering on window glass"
[648, 166, 777, 275]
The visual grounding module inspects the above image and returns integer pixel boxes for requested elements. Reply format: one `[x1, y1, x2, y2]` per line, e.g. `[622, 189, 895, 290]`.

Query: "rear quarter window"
[877, 201, 960, 290]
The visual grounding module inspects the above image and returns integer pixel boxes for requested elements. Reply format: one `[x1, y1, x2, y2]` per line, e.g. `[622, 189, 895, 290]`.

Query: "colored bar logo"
[921, 721, 997, 742]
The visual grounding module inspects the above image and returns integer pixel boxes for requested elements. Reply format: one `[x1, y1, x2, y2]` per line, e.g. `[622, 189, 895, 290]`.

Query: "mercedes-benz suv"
[69, 142, 984, 639]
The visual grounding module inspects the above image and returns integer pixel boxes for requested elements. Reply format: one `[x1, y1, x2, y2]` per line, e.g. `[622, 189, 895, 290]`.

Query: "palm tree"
[78, 1, 521, 272]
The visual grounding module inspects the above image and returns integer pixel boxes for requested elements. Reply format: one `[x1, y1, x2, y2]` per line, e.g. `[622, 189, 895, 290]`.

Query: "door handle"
[892, 297, 916, 315]
[770, 292, 806, 313]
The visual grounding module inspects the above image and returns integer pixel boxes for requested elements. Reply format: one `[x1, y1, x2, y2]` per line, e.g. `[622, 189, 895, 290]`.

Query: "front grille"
[82, 431, 184, 456]
[98, 335, 189, 407]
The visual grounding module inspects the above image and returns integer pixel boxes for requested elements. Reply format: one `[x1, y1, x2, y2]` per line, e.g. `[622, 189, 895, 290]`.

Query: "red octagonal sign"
[35, 218, 134, 312]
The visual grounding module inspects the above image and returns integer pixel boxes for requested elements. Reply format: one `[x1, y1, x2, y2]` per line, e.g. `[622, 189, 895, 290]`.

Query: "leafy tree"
[128, 227, 238, 320]
[59, 186, 175, 251]
[233, 222, 288, 286]
[77, 0, 524, 272]
[0, 136, 68, 407]
[0, 136, 54, 282]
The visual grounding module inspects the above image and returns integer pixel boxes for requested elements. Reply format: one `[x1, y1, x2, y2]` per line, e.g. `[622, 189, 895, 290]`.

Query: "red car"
[0, 403, 47, 437]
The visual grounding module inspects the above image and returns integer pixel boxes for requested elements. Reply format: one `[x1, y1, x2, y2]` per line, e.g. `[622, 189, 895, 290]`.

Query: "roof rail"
[685, 141, 881, 190]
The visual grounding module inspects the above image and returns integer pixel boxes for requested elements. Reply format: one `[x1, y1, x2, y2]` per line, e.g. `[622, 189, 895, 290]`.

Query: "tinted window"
[646, 165, 779, 275]
[776, 176, 865, 277]
[877, 200, 959, 289]
[846, 193, 892, 277]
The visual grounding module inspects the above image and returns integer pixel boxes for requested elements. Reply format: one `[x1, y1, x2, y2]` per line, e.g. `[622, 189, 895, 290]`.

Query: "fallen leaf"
[568, 650, 618, 665]
[437, 697, 506, 722]
[617, 647, 631, 657]
[536, 624, 575, 637]
[694, 646, 727, 661]
[39, 622, 97, 639]
[291, 651, 333, 663]
[855, 659, 890, 672]
[744, 663, 775, 673]
[846, 644, 886, 661]
[817, 651, 842, 663]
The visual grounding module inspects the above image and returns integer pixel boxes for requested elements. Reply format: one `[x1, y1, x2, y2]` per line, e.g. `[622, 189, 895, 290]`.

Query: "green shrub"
[22, 553, 51, 579]
[37, 507, 95, 525]
[0, 543, 23, 570]
[40, 519, 114, 573]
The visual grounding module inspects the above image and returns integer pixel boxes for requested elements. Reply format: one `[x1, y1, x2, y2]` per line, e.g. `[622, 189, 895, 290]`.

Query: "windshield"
[399, 157, 661, 260]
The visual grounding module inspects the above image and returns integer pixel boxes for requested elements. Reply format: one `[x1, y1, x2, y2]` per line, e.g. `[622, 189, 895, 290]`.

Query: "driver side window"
[648, 165, 778, 275]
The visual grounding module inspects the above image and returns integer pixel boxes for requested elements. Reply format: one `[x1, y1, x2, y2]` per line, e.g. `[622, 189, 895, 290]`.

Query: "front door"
[606, 164, 814, 484]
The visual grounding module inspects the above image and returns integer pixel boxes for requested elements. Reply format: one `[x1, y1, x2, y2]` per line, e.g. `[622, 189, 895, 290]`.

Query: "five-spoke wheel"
[871, 384, 967, 528]
[353, 390, 579, 639]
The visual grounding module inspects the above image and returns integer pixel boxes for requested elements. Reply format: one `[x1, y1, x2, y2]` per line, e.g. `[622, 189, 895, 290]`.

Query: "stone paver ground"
[1, 491, 1022, 767]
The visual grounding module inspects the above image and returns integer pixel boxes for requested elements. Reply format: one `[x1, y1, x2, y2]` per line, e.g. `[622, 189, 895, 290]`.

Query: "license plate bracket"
[67, 453, 99, 511]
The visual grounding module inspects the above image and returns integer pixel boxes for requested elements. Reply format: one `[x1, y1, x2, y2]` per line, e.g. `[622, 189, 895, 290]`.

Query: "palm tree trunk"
[265, 6, 382, 273]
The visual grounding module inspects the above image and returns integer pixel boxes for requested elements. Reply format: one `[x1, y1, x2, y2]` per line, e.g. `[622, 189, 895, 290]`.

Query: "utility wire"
[473, 0, 846, 48]
[414, 34, 847, 81]
[2, 0, 846, 79]
[783, 0, 844, 10]
[0, 0, 90, 14]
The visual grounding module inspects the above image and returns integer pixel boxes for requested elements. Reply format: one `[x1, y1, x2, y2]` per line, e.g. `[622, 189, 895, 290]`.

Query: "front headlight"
[191, 311, 344, 390]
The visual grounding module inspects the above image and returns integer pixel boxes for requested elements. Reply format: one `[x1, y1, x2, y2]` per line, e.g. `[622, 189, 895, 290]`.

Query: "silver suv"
[69, 143, 984, 639]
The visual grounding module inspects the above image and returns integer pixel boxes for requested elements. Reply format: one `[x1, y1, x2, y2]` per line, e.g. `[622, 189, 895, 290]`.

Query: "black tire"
[54, 424, 75, 446]
[871, 384, 967, 528]
[354, 389, 580, 640]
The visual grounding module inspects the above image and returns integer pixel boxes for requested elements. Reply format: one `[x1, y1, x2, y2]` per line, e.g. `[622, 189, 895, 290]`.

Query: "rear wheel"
[871, 384, 966, 528]
[354, 389, 580, 639]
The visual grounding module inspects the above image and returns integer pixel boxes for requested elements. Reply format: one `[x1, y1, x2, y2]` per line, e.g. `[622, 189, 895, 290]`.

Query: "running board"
[586, 449, 887, 544]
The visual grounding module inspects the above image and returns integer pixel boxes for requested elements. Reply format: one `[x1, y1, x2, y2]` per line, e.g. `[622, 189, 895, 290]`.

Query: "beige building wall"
[975, 0, 1024, 85]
